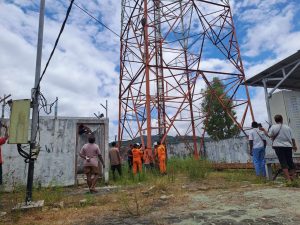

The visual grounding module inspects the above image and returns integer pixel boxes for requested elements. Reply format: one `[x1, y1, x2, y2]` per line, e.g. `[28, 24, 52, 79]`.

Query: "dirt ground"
[1, 172, 300, 225]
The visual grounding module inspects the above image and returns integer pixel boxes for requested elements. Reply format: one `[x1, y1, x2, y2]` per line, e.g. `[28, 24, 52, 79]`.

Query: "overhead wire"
[39, 91, 58, 115]
[29, 0, 120, 157]
[72, 1, 120, 38]
[38, 0, 75, 85]
[34, 0, 75, 151]
[17, 0, 75, 161]
[38, 0, 120, 85]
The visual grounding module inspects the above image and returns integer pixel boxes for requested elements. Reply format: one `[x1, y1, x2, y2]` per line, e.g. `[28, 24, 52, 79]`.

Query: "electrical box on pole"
[8, 99, 31, 144]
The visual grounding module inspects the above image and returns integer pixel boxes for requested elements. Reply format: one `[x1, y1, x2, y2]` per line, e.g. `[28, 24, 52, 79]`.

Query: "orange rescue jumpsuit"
[157, 144, 166, 174]
[132, 148, 143, 174]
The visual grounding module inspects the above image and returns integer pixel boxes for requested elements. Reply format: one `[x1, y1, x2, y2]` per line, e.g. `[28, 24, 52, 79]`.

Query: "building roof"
[244, 50, 300, 91]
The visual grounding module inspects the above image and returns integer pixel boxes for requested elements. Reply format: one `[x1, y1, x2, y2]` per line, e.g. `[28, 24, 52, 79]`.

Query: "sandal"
[90, 189, 98, 193]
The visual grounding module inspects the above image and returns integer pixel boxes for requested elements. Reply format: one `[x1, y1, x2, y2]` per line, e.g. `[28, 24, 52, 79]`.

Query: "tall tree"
[201, 77, 240, 141]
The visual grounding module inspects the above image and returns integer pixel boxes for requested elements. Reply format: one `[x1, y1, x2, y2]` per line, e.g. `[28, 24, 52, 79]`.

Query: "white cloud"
[244, 58, 278, 78]
[200, 58, 237, 74]
[1, 0, 299, 141]
[232, 0, 300, 127]
[248, 88, 268, 125]
[242, 4, 295, 57]
[0, 1, 121, 140]
[233, 0, 300, 59]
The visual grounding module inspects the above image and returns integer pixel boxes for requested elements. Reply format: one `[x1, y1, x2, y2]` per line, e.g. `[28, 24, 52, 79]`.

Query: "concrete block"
[77, 177, 86, 185]
[12, 200, 44, 211]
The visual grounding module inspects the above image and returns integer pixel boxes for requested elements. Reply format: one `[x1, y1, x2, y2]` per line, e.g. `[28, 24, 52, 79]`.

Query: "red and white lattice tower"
[118, 0, 254, 157]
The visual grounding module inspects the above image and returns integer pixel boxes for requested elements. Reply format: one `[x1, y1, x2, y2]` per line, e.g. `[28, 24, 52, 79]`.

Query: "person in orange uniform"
[157, 141, 166, 174]
[153, 143, 159, 170]
[132, 143, 143, 175]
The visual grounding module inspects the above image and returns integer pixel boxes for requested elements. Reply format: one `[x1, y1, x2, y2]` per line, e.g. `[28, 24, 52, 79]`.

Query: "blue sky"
[0, 0, 300, 140]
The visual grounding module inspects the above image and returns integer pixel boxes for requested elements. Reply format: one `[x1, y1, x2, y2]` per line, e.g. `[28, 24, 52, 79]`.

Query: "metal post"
[143, 1, 152, 151]
[0, 95, 3, 185]
[1, 95, 5, 120]
[263, 79, 272, 124]
[228, 7, 255, 121]
[268, 61, 300, 97]
[106, 99, 108, 118]
[0, 94, 11, 123]
[100, 100, 108, 118]
[179, 1, 198, 159]
[54, 97, 58, 119]
[25, 0, 45, 204]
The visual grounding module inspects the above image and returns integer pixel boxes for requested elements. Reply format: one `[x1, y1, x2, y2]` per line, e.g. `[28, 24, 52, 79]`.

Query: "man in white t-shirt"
[261, 114, 297, 182]
[249, 121, 267, 176]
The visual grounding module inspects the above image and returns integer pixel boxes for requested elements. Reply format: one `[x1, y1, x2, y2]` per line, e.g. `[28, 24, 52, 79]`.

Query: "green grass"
[33, 185, 64, 206]
[211, 169, 268, 185]
[107, 157, 212, 187]
[3, 158, 283, 212]
[107, 164, 159, 186]
[167, 157, 212, 180]
[286, 180, 300, 187]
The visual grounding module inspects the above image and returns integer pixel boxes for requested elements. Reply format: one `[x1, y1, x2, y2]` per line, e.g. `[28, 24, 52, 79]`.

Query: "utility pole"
[54, 97, 58, 119]
[1, 94, 11, 120]
[1, 95, 5, 120]
[25, 0, 45, 204]
[106, 100, 107, 118]
[100, 100, 108, 118]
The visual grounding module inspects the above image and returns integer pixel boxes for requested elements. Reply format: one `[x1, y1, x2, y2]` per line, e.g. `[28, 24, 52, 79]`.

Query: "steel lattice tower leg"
[118, 0, 254, 156]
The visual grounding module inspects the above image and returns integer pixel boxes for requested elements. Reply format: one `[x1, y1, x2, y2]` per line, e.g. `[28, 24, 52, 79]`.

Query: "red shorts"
[84, 166, 100, 175]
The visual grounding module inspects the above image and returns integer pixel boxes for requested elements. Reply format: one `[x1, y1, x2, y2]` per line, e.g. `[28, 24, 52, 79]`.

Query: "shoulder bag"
[271, 124, 282, 148]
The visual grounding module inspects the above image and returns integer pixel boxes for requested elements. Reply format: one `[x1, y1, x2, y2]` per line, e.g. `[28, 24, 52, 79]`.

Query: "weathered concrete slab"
[12, 200, 44, 211]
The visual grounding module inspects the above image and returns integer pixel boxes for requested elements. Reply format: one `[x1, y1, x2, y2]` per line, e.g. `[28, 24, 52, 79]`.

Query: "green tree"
[201, 77, 239, 141]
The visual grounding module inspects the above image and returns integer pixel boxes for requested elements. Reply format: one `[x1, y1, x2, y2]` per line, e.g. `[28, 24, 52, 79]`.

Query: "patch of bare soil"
[1, 177, 300, 225]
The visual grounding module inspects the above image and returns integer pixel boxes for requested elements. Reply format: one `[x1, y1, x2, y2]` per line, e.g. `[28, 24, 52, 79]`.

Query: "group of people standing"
[79, 114, 298, 193]
[107, 140, 167, 181]
[249, 114, 298, 183]
[127, 141, 167, 175]
[79, 136, 167, 193]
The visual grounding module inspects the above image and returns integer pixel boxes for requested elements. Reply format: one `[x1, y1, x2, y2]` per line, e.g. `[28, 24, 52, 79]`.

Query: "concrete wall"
[167, 137, 276, 163]
[204, 137, 274, 163]
[167, 142, 195, 158]
[204, 137, 250, 163]
[1, 117, 109, 189]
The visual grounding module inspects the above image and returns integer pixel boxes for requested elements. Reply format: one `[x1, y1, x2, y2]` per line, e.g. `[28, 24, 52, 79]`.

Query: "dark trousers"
[111, 164, 122, 180]
[128, 159, 133, 171]
[0, 163, 2, 185]
[274, 147, 295, 170]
